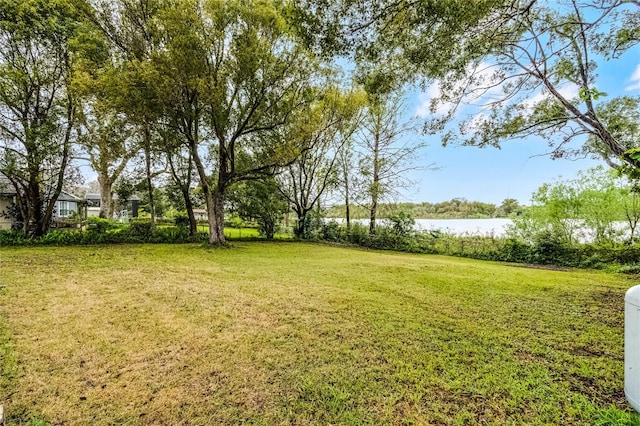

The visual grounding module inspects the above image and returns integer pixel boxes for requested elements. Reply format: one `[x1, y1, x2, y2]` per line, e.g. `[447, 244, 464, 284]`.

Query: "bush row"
[2, 217, 638, 273]
[0, 218, 208, 246]
[318, 221, 640, 272]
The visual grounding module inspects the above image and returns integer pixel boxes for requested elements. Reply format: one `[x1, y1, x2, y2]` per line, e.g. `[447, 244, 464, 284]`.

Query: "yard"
[0, 242, 638, 425]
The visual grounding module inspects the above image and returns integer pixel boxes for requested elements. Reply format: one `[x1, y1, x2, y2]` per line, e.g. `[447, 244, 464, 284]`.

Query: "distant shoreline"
[327, 218, 513, 237]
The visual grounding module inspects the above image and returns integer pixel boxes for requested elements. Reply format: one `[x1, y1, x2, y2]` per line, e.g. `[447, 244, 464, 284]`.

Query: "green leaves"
[578, 87, 608, 102]
[428, 1, 639, 172]
[512, 166, 637, 245]
[628, 148, 640, 162]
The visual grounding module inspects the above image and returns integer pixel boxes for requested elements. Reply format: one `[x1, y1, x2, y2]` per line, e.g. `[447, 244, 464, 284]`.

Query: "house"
[0, 174, 87, 230]
[54, 192, 85, 219]
[85, 193, 140, 220]
[0, 175, 15, 231]
[193, 208, 208, 220]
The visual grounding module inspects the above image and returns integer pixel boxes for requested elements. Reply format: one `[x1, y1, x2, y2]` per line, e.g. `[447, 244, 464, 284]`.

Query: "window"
[58, 201, 68, 217]
[57, 201, 77, 217]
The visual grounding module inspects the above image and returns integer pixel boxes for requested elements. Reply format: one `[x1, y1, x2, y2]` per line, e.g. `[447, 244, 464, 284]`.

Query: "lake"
[330, 218, 632, 242]
[412, 218, 513, 236]
[330, 218, 514, 236]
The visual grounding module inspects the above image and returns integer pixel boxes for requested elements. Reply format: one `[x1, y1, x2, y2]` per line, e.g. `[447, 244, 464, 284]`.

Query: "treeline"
[2, 167, 639, 274]
[324, 198, 526, 219]
[1, 0, 638, 248]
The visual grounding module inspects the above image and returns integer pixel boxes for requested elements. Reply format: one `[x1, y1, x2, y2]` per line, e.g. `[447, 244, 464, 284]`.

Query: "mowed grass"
[0, 243, 638, 425]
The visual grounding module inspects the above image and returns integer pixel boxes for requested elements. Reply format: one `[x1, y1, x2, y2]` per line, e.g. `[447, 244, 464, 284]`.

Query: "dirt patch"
[565, 373, 627, 408]
[582, 289, 625, 328]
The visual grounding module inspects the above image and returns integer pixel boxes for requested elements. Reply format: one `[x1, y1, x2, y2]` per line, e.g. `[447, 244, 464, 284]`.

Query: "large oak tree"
[0, 0, 93, 235]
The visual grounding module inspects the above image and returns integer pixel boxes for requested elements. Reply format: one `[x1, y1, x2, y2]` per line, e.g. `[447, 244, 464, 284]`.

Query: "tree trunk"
[206, 141, 231, 246]
[29, 176, 45, 236]
[369, 190, 377, 235]
[143, 127, 156, 228]
[98, 176, 114, 219]
[262, 214, 275, 239]
[341, 150, 351, 233]
[186, 132, 223, 244]
[369, 133, 381, 235]
[345, 185, 351, 232]
[13, 186, 28, 234]
[208, 187, 226, 245]
[294, 209, 307, 239]
[182, 186, 198, 237]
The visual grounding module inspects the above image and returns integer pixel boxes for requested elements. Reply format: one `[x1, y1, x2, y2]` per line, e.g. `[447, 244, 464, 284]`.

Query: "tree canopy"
[1, 0, 638, 242]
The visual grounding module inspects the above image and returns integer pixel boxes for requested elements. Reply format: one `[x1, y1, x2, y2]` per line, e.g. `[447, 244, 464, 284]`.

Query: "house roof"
[0, 173, 86, 201]
[57, 191, 83, 201]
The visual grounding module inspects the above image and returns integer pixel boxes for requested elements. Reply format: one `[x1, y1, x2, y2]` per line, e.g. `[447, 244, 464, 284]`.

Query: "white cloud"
[626, 64, 640, 91]
[521, 84, 580, 112]
[414, 61, 506, 119]
[414, 83, 453, 118]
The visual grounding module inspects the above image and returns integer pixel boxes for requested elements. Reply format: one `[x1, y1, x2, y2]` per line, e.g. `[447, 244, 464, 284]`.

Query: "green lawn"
[0, 242, 638, 425]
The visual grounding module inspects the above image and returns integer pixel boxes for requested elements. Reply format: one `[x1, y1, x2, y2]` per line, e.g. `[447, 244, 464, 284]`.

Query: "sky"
[79, 6, 639, 207]
[400, 42, 640, 206]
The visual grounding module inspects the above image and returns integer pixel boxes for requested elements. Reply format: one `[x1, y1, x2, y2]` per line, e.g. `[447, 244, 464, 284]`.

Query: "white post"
[626, 285, 640, 413]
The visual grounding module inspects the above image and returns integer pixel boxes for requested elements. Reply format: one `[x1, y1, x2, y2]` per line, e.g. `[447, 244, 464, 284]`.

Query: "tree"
[290, 0, 508, 80]
[89, 0, 317, 244]
[295, 0, 639, 173]
[165, 144, 199, 236]
[0, 0, 90, 235]
[510, 167, 634, 245]
[621, 182, 640, 243]
[228, 178, 288, 239]
[497, 198, 522, 217]
[88, 0, 166, 228]
[510, 181, 583, 246]
[278, 87, 364, 238]
[575, 168, 625, 245]
[155, 124, 201, 237]
[77, 102, 139, 218]
[426, 1, 640, 172]
[358, 91, 425, 234]
[189, 0, 317, 245]
[336, 134, 364, 232]
[148, 1, 207, 238]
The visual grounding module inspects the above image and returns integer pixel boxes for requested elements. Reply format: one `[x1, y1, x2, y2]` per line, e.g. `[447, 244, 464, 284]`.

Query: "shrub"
[86, 217, 118, 234]
[151, 226, 189, 243]
[0, 230, 29, 246]
[387, 211, 415, 236]
[617, 263, 640, 275]
[127, 220, 153, 239]
[499, 238, 533, 263]
[174, 214, 191, 230]
[530, 230, 576, 266]
[322, 221, 344, 242]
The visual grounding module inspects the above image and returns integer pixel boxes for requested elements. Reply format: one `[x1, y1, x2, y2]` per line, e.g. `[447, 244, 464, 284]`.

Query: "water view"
[410, 218, 513, 236]
[332, 218, 514, 236]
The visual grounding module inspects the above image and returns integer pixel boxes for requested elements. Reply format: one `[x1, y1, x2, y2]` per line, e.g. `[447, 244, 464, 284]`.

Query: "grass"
[199, 226, 291, 240]
[222, 227, 291, 240]
[0, 242, 638, 425]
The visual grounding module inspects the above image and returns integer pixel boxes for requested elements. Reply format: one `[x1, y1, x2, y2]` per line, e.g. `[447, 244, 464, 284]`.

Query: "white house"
[54, 192, 84, 218]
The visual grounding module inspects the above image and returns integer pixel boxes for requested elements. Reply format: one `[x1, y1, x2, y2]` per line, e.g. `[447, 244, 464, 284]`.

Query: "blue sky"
[401, 43, 640, 206]
[80, 10, 639, 208]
